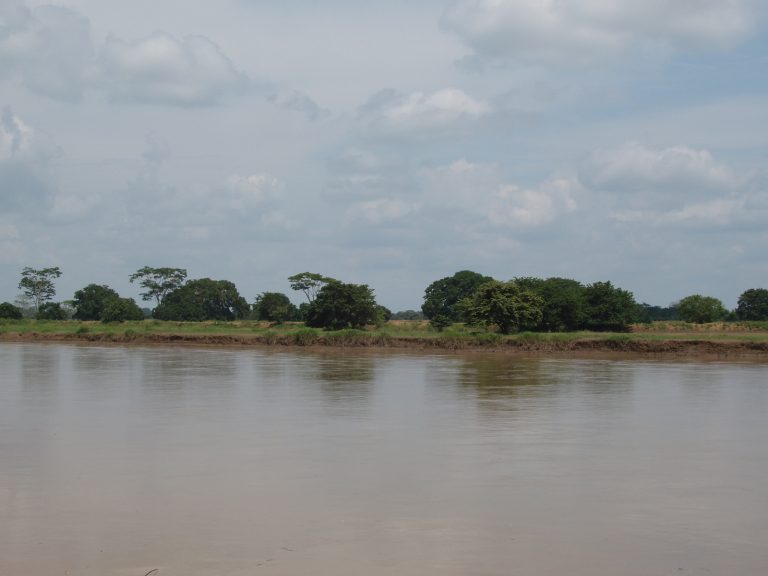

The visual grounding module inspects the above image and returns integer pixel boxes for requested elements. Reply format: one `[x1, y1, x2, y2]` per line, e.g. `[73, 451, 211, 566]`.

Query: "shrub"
[101, 298, 145, 323]
[0, 302, 23, 319]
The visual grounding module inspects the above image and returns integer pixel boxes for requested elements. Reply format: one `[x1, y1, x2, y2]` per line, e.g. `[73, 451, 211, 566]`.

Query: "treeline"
[2, 266, 768, 333]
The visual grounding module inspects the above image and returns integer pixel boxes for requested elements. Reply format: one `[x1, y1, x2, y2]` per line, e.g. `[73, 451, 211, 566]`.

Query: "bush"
[677, 294, 727, 324]
[0, 302, 23, 319]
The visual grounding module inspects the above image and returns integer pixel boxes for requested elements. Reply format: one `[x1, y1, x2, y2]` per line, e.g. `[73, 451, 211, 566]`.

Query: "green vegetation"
[305, 281, 378, 330]
[18, 266, 62, 311]
[677, 294, 728, 324]
[736, 289, 768, 321]
[129, 266, 188, 306]
[0, 302, 23, 319]
[252, 292, 298, 323]
[154, 278, 249, 321]
[459, 280, 544, 334]
[421, 270, 493, 330]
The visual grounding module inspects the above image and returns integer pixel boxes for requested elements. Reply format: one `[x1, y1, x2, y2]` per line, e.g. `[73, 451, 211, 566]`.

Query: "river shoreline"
[3, 330, 768, 358]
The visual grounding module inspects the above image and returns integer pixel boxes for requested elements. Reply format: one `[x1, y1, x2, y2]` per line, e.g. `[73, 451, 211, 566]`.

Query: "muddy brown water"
[1, 343, 767, 575]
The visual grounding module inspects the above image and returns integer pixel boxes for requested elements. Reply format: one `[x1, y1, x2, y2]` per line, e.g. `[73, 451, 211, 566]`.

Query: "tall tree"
[129, 266, 188, 306]
[583, 281, 638, 331]
[288, 272, 336, 304]
[18, 267, 62, 311]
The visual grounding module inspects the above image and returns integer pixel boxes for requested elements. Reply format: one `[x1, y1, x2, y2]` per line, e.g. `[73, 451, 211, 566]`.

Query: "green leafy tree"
[72, 284, 121, 321]
[677, 294, 727, 324]
[288, 272, 337, 304]
[36, 302, 67, 320]
[101, 298, 145, 323]
[422, 270, 494, 328]
[154, 278, 249, 321]
[459, 280, 544, 334]
[735, 288, 768, 321]
[516, 277, 587, 332]
[18, 267, 62, 311]
[583, 281, 638, 331]
[129, 266, 188, 306]
[636, 303, 680, 323]
[0, 302, 23, 319]
[305, 281, 378, 330]
[253, 292, 297, 323]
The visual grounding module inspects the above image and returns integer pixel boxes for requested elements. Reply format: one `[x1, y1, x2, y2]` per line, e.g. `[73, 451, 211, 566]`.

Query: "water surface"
[1, 343, 767, 575]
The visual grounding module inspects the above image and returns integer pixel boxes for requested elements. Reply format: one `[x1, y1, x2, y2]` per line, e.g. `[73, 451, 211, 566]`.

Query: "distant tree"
[129, 266, 188, 306]
[18, 267, 62, 311]
[101, 298, 145, 323]
[391, 310, 425, 320]
[636, 303, 680, 323]
[735, 288, 768, 321]
[375, 305, 392, 326]
[154, 278, 249, 321]
[583, 281, 638, 331]
[288, 272, 337, 304]
[253, 292, 297, 323]
[0, 302, 23, 319]
[677, 294, 727, 324]
[422, 270, 494, 328]
[72, 284, 121, 321]
[459, 280, 544, 335]
[305, 281, 378, 330]
[36, 302, 67, 320]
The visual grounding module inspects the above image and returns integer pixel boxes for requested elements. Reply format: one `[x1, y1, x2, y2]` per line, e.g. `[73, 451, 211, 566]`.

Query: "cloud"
[346, 197, 420, 225]
[267, 89, 331, 121]
[0, 106, 58, 211]
[100, 32, 248, 106]
[0, 2, 93, 100]
[358, 88, 491, 134]
[582, 141, 739, 193]
[442, 0, 757, 65]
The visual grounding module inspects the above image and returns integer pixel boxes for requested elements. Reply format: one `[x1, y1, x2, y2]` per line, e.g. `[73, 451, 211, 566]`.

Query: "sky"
[1, 0, 767, 311]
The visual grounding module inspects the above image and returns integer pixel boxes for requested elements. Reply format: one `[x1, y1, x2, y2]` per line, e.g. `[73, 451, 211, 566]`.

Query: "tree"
[636, 303, 679, 323]
[18, 267, 62, 311]
[422, 270, 494, 328]
[0, 302, 23, 319]
[101, 298, 145, 323]
[583, 281, 638, 331]
[459, 280, 544, 334]
[677, 294, 727, 324]
[36, 302, 67, 320]
[72, 284, 121, 321]
[516, 277, 587, 332]
[288, 272, 336, 304]
[253, 292, 297, 323]
[305, 281, 378, 330]
[129, 266, 188, 306]
[154, 278, 249, 321]
[735, 288, 768, 321]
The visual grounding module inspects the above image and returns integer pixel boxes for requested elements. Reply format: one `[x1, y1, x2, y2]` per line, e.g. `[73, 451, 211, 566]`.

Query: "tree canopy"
[677, 294, 727, 324]
[422, 270, 494, 327]
[72, 284, 121, 321]
[288, 272, 337, 304]
[101, 298, 145, 323]
[459, 280, 544, 334]
[129, 266, 188, 306]
[18, 267, 62, 311]
[583, 281, 638, 332]
[154, 278, 249, 321]
[253, 292, 297, 323]
[735, 288, 768, 321]
[305, 281, 378, 330]
[0, 302, 23, 319]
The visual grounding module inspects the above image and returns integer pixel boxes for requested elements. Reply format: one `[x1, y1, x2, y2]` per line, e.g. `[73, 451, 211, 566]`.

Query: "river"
[1, 343, 767, 575]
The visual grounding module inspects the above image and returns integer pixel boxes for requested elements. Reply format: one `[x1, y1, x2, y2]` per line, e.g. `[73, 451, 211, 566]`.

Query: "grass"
[2, 319, 768, 351]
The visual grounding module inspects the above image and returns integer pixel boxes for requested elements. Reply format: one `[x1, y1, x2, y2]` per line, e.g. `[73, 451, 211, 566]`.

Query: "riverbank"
[2, 319, 768, 357]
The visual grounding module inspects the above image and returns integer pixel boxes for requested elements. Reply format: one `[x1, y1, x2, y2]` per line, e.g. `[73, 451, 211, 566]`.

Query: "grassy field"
[3, 319, 768, 353]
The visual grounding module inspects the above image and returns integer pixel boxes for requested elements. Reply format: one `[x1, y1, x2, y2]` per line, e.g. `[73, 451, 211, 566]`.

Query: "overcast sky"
[2, 0, 767, 310]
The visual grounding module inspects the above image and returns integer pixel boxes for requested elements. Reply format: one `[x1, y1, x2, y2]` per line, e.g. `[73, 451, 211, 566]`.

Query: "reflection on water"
[1, 343, 767, 576]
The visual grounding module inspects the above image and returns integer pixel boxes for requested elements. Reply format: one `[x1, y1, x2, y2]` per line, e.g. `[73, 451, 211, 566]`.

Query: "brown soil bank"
[3, 331, 768, 358]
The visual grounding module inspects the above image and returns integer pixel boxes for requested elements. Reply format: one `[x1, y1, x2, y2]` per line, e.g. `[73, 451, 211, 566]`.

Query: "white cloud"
[224, 173, 284, 210]
[267, 89, 331, 121]
[582, 141, 739, 194]
[490, 177, 579, 227]
[100, 32, 248, 106]
[359, 88, 491, 134]
[442, 0, 756, 64]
